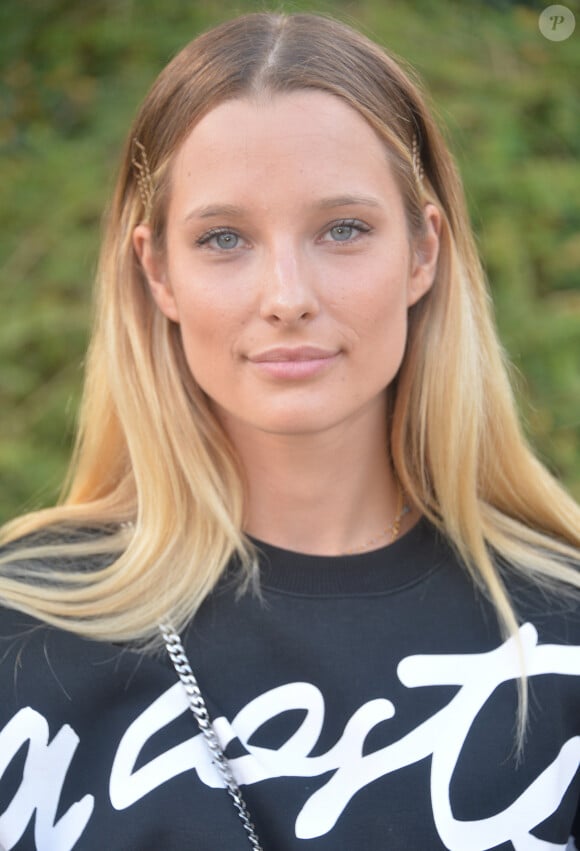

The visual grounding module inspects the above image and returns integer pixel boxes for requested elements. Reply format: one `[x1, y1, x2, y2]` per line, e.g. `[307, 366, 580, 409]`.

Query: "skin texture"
[134, 91, 440, 554]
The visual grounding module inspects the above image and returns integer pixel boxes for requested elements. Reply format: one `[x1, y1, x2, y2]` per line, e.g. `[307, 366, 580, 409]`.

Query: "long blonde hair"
[1, 13, 579, 659]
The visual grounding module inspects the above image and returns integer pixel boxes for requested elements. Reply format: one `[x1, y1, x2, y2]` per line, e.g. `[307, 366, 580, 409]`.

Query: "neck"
[219, 405, 412, 556]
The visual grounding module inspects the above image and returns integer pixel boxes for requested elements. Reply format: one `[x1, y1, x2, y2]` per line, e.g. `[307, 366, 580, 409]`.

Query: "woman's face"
[135, 91, 440, 441]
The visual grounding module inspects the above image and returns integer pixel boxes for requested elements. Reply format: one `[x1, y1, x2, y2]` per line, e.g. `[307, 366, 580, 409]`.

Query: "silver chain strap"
[159, 623, 264, 851]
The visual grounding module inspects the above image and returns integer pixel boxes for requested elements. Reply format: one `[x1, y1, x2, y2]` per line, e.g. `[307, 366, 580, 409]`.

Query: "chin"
[216, 403, 347, 439]
[256, 411, 339, 436]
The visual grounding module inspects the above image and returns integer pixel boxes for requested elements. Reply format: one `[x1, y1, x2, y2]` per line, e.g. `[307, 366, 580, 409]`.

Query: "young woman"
[0, 12, 578, 851]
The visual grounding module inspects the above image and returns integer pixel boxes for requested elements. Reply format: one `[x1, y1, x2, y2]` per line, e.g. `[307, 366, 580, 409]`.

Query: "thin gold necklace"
[341, 487, 409, 555]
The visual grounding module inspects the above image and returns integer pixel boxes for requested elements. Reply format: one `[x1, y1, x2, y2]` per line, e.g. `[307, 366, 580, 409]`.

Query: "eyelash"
[195, 226, 240, 248]
[195, 219, 372, 250]
[323, 218, 372, 242]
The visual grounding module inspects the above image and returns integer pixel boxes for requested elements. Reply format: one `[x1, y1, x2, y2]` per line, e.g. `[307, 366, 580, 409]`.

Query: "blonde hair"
[1, 13, 579, 670]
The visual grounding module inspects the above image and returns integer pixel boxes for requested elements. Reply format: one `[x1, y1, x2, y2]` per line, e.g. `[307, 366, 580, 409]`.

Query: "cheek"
[177, 300, 230, 366]
[166, 260, 229, 337]
[176, 311, 230, 398]
[166, 275, 250, 389]
[340, 262, 410, 381]
[339, 256, 410, 333]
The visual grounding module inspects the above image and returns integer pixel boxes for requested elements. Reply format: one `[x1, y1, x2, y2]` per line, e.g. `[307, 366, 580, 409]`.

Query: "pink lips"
[248, 346, 340, 379]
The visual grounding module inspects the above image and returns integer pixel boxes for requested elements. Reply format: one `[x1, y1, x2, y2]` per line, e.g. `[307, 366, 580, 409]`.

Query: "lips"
[248, 346, 338, 363]
[247, 346, 341, 380]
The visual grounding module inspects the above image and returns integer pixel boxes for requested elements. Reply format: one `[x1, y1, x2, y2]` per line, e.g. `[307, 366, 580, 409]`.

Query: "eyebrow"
[314, 194, 383, 210]
[184, 204, 245, 221]
[183, 194, 383, 223]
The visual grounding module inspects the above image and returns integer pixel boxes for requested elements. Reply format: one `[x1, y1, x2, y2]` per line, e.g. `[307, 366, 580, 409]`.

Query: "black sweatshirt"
[0, 518, 579, 850]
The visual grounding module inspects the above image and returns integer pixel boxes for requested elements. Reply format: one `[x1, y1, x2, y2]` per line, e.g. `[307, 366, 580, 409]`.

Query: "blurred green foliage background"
[1, 0, 579, 523]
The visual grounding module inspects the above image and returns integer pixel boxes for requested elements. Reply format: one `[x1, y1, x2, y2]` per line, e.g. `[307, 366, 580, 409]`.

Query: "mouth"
[249, 346, 339, 363]
[247, 346, 341, 379]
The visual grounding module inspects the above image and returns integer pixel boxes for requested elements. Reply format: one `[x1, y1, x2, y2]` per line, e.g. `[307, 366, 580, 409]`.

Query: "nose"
[258, 242, 319, 325]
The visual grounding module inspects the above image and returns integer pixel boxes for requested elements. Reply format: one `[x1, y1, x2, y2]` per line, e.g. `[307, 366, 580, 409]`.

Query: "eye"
[196, 228, 242, 250]
[330, 224, 356, 241]
[323, 219, 371, 243]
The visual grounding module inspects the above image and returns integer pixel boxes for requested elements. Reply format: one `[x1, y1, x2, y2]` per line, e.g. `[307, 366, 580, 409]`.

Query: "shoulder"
[0, 521, 123, 550]
[421, 521, 580, 646]
[495, 552, 580, 648]
[0, 522, 123, 574]
[0, 524, 126, 686]
[0, 599, 162, 736]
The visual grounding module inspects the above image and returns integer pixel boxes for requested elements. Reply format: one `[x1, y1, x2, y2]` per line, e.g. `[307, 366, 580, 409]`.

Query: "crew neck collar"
[248, 517, 449, 596]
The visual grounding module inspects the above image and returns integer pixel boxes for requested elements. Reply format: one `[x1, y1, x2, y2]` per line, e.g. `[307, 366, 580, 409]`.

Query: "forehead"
[169, 91, 402, 214]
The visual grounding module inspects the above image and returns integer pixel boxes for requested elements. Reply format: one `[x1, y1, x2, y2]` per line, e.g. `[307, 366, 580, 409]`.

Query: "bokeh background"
[1, 0, 579, 523]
